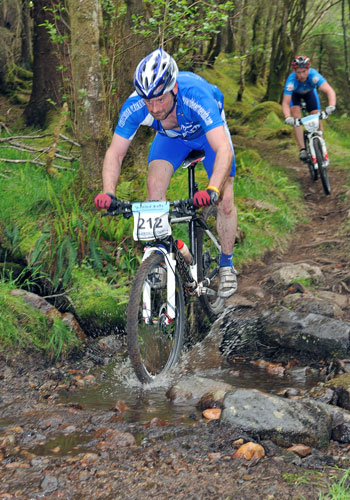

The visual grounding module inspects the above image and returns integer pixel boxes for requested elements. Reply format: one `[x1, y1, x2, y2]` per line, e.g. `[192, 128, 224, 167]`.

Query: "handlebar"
[294, 111, 328, 127]
[102, 197, 196, 218]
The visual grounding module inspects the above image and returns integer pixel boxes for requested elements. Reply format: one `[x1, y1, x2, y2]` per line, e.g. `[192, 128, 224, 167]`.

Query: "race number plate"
[132, 201, 171, 241]
[301, 114, 319, 133]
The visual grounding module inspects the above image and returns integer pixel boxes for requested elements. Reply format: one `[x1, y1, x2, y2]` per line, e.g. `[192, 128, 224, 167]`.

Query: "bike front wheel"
[305, 134, 317, 181]
[196, 205, 224, 319]
[126, 252, 185, 383]
[314, 137, 331, 195]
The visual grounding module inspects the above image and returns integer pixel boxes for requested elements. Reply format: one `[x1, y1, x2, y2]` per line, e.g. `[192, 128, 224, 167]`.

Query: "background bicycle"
[295, 106, 331, 195]
[104, 151, 224, 383]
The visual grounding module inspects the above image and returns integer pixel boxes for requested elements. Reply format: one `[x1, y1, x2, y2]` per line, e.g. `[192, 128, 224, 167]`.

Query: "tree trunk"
[68, 0, 107, 192]
[237, 0, 248, 102]
[206, 32, 222, 68]
[23, 0, 64, 127]
[20, 0, 32, 67]
[247, 1, 264, 85]
[263, 0, 292, 102]
[342, 0, 350, 85]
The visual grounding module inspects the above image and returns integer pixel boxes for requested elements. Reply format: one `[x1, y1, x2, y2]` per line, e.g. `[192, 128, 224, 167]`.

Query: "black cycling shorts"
[291, 89, 320, 111]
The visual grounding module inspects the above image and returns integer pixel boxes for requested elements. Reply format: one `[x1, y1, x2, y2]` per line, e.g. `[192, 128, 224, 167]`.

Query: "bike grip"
[108, 196, 119, 211]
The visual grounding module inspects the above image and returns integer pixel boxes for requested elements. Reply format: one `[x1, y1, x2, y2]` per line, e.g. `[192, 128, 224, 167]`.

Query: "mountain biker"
[94, 48, 238, 298]
[282, 56, 336, 162]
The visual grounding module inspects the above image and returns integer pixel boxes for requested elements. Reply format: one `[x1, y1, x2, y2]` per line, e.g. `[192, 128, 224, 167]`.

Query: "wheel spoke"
[127, 253, 185, 383]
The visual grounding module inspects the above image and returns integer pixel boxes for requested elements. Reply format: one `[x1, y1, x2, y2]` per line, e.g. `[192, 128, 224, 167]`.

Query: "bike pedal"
[201, 287, 217, 297]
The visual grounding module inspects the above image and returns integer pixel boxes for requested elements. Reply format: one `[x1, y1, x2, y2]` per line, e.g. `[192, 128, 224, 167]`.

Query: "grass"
[283, 468, 350, 499]
[0, 277, 81, 359]
[317, 468, 350, 500]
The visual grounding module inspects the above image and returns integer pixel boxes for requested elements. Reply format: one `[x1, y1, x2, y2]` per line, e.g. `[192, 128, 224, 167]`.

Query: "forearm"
[208, 146, 233, 192]
[102, 148, 122, 194]
[282, 100, 291, 118]
[327, 89, 336, 106]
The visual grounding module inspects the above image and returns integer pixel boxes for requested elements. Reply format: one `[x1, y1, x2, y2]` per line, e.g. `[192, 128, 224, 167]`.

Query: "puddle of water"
[29, 432, 93, 457]
[59, 360, 195, 425]
[58, 355, 322, 425]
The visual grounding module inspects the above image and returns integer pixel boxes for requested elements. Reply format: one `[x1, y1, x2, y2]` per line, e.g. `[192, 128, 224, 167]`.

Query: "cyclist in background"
[94, 48, 238, 298]
[282, 56, 336, 162]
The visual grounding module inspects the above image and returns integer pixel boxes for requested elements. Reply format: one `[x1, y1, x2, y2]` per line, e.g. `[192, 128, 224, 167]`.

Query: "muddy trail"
[1, 137, 350, 499]
[232, 136, 350, 319]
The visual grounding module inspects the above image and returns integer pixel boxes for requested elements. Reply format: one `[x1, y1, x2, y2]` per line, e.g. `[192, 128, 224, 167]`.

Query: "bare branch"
[59, 134, 81, 147]
[0, 158, 74, 170]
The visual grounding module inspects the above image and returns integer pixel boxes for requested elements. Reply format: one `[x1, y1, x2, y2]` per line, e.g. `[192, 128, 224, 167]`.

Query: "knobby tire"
[314, 137, 331, 195]
[305, 134, 317, 181]
[126, 252, 185, 383]
[196, 205, 224, 319]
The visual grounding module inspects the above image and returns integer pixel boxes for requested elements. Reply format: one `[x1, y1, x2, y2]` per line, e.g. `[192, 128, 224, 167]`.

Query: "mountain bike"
[295, 108, 331, 195]
[103, 150, 224, 383]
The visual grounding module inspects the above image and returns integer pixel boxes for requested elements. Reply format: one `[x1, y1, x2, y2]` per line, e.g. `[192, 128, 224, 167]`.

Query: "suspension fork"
[309, 133, 329, 168]
[142, 245, 177, 321]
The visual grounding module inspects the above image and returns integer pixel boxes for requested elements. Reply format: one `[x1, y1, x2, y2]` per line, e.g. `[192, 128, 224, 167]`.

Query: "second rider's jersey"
[283, 68, 327, 95]
[115, 72, 225, 141]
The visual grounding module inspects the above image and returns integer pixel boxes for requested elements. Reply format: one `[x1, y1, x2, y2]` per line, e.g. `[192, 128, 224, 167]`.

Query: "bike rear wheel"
[196, 205, 224, 319]
[305, 133, 317, 181]
[126, 252, 185, 383]
[314, 137, 331, 195]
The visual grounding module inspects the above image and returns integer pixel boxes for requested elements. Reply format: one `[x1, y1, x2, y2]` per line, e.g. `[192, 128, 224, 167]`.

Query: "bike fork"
[310, 135, 329, 168]
[142, 246, 177, 323]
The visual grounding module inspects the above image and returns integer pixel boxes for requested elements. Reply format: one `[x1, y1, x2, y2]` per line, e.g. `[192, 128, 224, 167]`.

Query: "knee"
[217, 193, 235, 216]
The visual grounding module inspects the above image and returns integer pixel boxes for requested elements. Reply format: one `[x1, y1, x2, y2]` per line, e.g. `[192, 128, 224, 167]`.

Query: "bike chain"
[175, 250, 197, 299]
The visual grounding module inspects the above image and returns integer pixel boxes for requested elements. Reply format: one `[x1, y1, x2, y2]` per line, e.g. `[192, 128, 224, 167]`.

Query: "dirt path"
[233, 136, 350, 319]
[1, 136, 350, 499]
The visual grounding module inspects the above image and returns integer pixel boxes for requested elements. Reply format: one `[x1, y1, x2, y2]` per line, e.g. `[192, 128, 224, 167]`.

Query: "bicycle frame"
[299, 113, 329, 170]
[139, 153, 221, 323]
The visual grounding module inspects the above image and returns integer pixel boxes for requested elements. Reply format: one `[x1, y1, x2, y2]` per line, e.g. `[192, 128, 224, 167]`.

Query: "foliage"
[0, 278, 80, 359]
[1, 53, 350, 342]
[131, 0, 232, 66]
[234, 149, 303, 264]
[69, 265, 130, 331]
[283, 468, 350, 500]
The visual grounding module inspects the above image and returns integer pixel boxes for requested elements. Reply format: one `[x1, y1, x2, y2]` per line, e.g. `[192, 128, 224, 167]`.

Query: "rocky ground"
[1, 135, 350, 499]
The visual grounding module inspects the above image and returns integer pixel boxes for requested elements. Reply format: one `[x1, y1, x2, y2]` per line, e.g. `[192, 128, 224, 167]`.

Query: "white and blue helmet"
[133, 48, 178, 99]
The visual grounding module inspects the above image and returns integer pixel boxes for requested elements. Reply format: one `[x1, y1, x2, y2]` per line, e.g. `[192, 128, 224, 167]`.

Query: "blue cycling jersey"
[115, 72, 224, 141]
[283, 68, 326, 95]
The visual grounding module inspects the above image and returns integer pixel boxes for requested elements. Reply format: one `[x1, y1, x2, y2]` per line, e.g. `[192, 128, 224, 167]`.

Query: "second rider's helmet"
[291, 56, 311, 69]
[133, 48, 178, 99]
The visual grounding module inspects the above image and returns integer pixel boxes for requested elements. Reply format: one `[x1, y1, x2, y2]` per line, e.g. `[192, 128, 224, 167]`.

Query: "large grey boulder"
[260, 308, 350, 357]
[222, 388, 332, 448]
[166, 376, 233, 403]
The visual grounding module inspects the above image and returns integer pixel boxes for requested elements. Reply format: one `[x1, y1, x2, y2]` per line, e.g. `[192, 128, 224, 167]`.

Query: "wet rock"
[10, 289, 87, 340]
[222, 389, 332, 448]
[166, 376, 233, 403]
[324, 373, 350, 410]
[285, 366, 320, 385]
[97, 335, 123, 354]
[96, 429, 136, 451]
[62, 312, 87, 341]
[226, 294, 255, 308]
[314, 291, 350, 309]
[282, 293, 344, 319]
[40, 474, 58, 492]
[287, 443, 311, 457]
[260, 308, 350, 358]
[268, 262, 324, 286]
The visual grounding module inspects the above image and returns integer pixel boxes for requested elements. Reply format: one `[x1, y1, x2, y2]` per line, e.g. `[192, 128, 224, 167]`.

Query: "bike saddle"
[182, 149, 205, 169]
